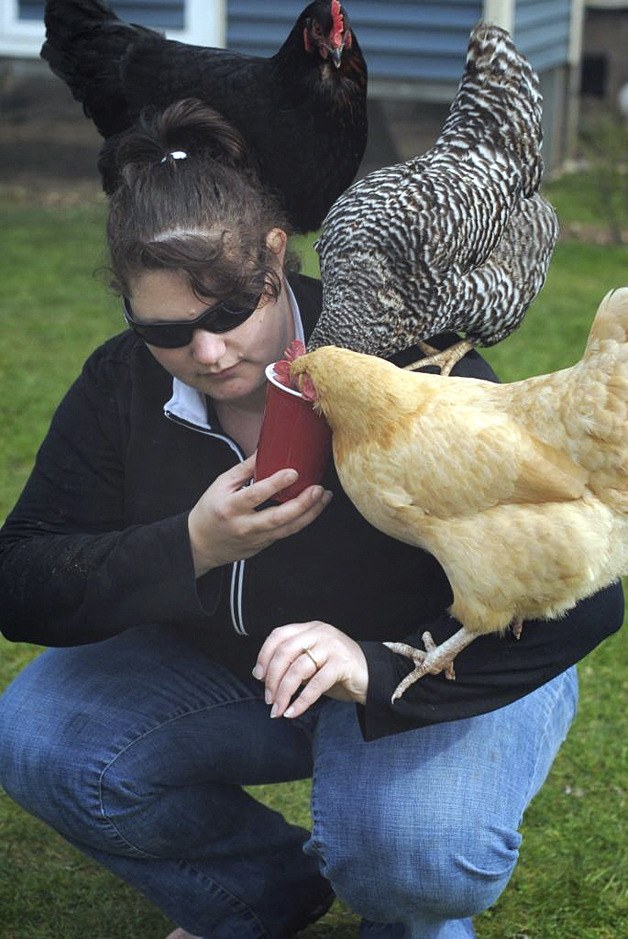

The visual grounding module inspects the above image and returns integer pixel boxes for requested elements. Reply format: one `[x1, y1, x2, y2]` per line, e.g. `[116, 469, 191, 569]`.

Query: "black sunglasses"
[122, 293, 263, 348]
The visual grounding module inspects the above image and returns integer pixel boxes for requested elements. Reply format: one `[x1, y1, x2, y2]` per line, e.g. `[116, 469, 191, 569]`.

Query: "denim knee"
[0, 701, 105, 849]
[0, 706, 193, 860]
[0, 673, 158, 856]
[313, 809, 520, 923]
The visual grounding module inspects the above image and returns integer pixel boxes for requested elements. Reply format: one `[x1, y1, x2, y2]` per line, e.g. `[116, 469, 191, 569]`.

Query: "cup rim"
[265, 362, 305, 399]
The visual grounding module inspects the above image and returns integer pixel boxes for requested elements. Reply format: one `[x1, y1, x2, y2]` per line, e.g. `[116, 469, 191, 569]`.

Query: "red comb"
[273, 339, 306, 388]
[330, 0, 344, 49]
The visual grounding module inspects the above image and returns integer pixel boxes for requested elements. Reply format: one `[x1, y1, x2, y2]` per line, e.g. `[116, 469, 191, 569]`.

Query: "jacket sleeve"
[356, 581, 624, 740]
[0, 346, 218, 646]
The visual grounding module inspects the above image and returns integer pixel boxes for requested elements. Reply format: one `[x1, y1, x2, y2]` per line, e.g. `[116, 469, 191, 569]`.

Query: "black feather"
[41, 0, 368, 232]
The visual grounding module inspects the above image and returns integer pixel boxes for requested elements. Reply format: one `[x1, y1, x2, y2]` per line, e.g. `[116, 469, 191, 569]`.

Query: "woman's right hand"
[187, 454, 333, 577]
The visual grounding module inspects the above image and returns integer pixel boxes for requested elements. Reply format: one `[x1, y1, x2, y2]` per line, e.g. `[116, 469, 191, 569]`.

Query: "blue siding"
[19, 1, 185, 29]
[228, 1, 574, 81]
[513, 0, 572, 71]
[228, 1, 487, 82]
[21, 0, 573, 79]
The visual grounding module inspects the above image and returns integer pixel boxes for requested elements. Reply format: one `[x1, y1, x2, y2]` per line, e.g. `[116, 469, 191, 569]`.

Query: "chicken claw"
[510, 617, 524, 640]
[385, 626, 479, 702]
[403, 339, 474, 376]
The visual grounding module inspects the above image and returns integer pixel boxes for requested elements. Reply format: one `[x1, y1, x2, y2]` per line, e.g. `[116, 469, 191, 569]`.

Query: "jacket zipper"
[164, 410, 248, 636]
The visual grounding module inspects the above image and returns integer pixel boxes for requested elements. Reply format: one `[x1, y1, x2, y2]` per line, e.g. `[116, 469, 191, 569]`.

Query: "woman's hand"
[188, 454, 333, 576]
[253, 621, 369, 719]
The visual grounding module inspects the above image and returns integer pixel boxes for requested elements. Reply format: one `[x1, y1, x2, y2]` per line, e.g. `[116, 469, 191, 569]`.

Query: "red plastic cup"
[254, 363, 332, 502]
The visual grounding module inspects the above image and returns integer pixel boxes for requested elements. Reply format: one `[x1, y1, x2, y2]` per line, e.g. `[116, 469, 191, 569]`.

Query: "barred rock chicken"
[41, 0, 367, 232]
[308, 22, 558, 373]
[290, 289, 628, 701]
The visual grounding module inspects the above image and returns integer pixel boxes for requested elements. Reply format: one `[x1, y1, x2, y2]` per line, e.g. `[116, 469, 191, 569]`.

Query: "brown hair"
[106, 99, 298, 305]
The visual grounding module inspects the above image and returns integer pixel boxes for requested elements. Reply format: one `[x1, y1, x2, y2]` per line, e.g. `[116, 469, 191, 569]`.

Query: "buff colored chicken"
[290, 289, 628, 702]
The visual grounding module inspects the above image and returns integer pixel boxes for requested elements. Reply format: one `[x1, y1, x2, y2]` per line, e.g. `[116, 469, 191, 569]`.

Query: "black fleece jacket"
[0, 275, 623, 739]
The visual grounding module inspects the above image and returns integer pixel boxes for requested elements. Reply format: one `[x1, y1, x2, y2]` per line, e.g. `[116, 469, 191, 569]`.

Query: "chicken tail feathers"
[41, 0, 159, 137]
[585, 288, 628, 352]
[564, 289, 628, 496]
[442, 22, 544, 197]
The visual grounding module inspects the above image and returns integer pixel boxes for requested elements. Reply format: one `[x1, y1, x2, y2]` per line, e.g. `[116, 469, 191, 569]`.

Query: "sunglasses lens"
[135, 324, 194, 348]
[123, 294, 262, 347]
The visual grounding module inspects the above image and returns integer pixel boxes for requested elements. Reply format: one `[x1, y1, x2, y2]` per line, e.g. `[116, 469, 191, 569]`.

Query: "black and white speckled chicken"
[40, 0, 367, 233]
[308, 22, 559, 372]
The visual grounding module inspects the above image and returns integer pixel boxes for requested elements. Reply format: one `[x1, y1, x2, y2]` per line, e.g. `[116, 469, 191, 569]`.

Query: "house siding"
[15, 1, 575, 78]
[513, 0, 572, 70]
[227, 0, 574, 80]
[19, 1, 185, 28]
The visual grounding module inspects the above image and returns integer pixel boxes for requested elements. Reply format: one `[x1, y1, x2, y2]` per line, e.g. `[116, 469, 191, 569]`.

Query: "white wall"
[0, 0, 226, 59]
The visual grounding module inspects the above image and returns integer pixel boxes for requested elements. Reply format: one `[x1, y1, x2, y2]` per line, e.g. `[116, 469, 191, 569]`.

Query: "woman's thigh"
[307, 668, 579, 923]
[0, 625, 314, 855]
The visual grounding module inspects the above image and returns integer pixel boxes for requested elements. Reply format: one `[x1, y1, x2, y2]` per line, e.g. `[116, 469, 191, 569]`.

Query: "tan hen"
[291, 289, 628, 702]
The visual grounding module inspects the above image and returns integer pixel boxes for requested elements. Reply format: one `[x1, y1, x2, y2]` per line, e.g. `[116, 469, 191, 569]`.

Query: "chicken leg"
[385, 616, 525, 702]
[403, 339, 474, 376]
[384, 626, 479, 702]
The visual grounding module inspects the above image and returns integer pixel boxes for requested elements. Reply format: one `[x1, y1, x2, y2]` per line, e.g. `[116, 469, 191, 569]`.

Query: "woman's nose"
[189, 328, 227, 363]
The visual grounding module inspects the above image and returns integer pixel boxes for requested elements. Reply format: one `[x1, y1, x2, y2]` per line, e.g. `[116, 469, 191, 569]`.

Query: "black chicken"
[308, 22, 559, 372]
[41, 0, 367, 233]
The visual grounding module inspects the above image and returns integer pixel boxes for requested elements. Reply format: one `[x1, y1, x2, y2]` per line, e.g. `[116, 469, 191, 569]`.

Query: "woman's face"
[127, 237, 294, 410]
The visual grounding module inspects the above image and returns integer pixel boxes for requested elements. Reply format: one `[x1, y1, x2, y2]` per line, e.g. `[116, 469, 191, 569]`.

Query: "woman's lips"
[210, 364, 239, 378]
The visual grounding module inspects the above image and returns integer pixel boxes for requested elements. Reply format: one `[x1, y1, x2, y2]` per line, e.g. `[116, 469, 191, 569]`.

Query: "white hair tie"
[160, 150, 188, 164]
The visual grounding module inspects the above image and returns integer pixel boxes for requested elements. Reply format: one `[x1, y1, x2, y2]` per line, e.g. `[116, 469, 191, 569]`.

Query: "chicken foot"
[511, 617, 523, 640]
[403, 339, 474, 376]
[384, 626, 479, 702]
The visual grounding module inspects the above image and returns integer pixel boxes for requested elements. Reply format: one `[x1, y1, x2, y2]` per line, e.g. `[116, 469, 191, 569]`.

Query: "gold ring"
[302, 647, 320, 670]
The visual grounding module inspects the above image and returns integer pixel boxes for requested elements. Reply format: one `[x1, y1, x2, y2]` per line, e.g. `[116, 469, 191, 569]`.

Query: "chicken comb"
[273, 339, 306, 389]
[330, 0, 344, 49]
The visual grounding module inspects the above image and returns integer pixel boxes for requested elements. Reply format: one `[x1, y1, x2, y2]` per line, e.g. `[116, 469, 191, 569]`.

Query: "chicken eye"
[303, 20, 324, 53]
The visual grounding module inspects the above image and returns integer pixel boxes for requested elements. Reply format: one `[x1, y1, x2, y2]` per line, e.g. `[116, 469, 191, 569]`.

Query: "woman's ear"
[266, 228, 288, 262]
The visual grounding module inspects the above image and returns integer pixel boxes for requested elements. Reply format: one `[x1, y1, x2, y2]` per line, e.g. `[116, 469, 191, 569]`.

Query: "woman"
[0, 100, 622, 938]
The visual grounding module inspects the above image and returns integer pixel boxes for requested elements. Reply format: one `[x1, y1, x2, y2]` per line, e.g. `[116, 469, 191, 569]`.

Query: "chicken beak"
[329, 44, 344, 68]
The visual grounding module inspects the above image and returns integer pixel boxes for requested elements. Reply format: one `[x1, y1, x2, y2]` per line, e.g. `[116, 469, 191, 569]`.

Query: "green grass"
[0, 189, 626, 938]
[543, 170, 617, 229]
[483, 240, 628, 377]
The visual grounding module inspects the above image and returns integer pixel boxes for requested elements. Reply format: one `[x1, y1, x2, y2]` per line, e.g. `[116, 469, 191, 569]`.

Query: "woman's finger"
[220, 454, 257, 491]
[267, 649, 322, 717]
[264, 634, 322, 697]
[272, 665, 334, 720]
[254, 622, 370, 715]
[240, 468, 299, 508]
[258, 488, 332, 536]
[254, 622, 322, 679]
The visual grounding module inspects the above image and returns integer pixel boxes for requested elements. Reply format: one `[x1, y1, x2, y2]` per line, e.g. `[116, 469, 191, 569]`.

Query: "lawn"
[0, 179, 626, 938]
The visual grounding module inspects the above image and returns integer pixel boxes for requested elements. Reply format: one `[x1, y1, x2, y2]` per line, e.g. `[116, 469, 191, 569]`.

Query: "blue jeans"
[0, 625, 578, 938]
